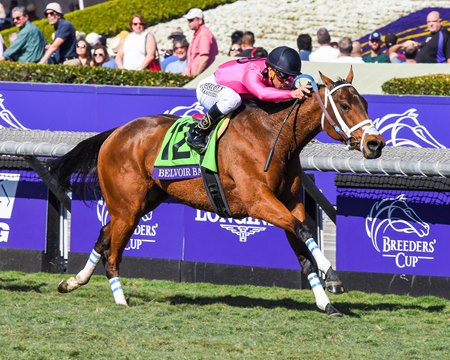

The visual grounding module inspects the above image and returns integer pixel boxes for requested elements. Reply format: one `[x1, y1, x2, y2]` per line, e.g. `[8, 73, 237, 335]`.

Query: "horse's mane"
[242, 82, 328, 115]
[329, 78, 350, 91]
[244, 99, 294, 115]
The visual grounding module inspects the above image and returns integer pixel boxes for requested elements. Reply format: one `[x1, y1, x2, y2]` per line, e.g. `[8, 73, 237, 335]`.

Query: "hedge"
[0, 62, 192, 87]
[0, 0, 237, 46]
[381, 74, 450, 96]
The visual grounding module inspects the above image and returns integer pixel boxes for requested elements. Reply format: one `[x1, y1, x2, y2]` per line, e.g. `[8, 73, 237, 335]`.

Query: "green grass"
[0, 271, 448, 360]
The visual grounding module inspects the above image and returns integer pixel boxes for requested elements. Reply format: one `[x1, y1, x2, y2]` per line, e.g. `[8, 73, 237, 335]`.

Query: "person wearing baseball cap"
[385, 33, 406, 63]
[363, 31, 390, 63]
[39, 2, 79, 65]
[182, 8, 218, 76]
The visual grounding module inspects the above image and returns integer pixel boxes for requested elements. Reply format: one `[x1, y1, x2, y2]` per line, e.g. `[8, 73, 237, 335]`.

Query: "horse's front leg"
[290, 203, 345, 295]
[284, 225, 341, 316]
[297, 249, 343, 316]
[247, 189, 342, 314]
[58, 223, 111, 293]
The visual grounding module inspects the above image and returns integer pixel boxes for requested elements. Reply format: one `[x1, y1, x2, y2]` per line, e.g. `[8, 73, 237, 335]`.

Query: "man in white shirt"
[309, 27, 339, 62]
[335, 37, 364, 63]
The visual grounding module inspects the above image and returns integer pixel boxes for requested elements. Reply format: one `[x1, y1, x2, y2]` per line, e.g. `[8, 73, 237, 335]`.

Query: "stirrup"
[186, 125, 209, 153]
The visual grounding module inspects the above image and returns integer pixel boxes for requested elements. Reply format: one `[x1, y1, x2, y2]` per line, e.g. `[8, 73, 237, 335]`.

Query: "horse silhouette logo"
[365, 194, 430, 253]
[164, 101, 205, 117]
[373, 108, 444, 148]
[220, 224, 266, 242]
[0, 94, 28, 129]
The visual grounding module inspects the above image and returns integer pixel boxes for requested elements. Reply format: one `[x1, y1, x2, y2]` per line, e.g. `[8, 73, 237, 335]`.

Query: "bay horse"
[51, 68, 385, 316]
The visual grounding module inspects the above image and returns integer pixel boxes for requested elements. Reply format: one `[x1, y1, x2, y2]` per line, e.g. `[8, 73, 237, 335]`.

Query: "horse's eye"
[340, 103, 350, 112]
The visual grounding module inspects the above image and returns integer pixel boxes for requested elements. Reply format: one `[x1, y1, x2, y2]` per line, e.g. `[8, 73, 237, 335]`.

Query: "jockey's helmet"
[266, 46, 301, 76]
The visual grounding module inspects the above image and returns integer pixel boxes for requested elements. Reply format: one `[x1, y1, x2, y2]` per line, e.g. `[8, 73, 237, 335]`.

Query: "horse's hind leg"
[103, 185, 168, 305]
[58, 223, 112, 293]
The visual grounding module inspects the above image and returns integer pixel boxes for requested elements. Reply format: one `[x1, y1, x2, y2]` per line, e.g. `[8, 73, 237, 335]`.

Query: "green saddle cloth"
[152, 116, 224, 180]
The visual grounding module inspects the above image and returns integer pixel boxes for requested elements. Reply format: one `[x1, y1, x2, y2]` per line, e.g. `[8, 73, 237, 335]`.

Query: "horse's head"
[319, 68, 385, 159]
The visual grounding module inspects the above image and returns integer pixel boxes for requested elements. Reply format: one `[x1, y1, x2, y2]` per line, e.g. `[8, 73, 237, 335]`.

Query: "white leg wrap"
[308, 272, 330, 311]
[306, 238, 331, 273]
[109, 277, 127, 305]
[76, 249, 101, 284]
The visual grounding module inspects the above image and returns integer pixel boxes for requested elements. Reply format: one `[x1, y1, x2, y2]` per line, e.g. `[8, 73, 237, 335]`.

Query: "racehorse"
[51, 68, 385, 316]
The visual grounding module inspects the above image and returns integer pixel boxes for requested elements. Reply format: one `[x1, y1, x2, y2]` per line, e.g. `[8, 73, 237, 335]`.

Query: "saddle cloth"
[152, 115, 229, 180]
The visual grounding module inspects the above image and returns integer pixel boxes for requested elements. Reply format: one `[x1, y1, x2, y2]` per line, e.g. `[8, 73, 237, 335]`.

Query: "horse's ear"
[345, 66, 354, 83]
[319, 71, 333, 87]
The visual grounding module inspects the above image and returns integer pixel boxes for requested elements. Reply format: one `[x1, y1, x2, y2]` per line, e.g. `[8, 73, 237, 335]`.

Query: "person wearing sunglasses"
[75, 39, 93, 66]
[92, 44, 109, 67]
[38, 2, 79, 65]
[186, 46, 312, 152]
[228, 43, 242, 57]
[183, 8, 218, 76]
[116, 14, 159, 71]
[0, 6, 46, 63]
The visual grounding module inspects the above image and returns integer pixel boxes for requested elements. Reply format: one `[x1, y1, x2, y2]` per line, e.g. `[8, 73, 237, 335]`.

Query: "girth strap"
[200, 162, 232, 218]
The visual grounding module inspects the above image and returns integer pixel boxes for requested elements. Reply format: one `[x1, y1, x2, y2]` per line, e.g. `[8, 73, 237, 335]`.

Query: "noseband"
[319, 83, 380, 151]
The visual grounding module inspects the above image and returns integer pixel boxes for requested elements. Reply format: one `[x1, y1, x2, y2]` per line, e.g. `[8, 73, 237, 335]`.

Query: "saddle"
[153, 115, 232, 217]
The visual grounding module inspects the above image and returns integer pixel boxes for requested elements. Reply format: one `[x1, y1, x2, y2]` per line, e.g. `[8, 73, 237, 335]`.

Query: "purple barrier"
[336, 188, 450, 277]
[183, 208, 299, 270]
[0, 83, 201, 131]
[71, 196, 185, 261]
[0, 171, 47, 251]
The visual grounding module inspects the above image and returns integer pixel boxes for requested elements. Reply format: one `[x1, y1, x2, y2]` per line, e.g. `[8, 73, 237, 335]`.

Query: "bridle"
[318, 82, 380, 151]
[263, 74, 380, 172]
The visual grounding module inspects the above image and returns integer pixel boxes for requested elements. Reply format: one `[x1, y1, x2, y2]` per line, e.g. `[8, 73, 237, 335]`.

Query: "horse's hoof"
[326, 281, 345, 294]
[325, 303, 343, 317]
[58, 279, 70, 293]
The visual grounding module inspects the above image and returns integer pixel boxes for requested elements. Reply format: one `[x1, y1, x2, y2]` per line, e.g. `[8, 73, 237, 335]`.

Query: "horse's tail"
[49, 128, 116, 193]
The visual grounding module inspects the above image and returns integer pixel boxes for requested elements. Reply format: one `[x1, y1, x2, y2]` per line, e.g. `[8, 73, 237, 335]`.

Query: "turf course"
[0, 271, 448, 359]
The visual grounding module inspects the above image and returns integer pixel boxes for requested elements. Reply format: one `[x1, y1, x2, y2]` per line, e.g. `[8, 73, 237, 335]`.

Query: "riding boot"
[186, 104, 224, 152]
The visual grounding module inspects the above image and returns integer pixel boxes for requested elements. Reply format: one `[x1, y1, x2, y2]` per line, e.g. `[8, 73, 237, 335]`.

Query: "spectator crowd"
[0, 3, 448, 76]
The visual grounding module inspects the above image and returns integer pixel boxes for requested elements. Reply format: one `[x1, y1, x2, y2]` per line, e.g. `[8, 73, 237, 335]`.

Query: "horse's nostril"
[367, 140, 383, 152]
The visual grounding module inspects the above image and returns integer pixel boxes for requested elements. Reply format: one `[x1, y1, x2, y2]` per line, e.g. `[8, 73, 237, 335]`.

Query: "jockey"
[186, 46, 312, 152]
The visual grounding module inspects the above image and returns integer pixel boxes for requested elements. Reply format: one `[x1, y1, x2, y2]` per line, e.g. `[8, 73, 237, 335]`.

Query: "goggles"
[274, 68, 296, 83]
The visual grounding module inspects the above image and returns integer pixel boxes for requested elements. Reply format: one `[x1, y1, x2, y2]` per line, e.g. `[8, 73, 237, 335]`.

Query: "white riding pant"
[196, 74, 242, 114]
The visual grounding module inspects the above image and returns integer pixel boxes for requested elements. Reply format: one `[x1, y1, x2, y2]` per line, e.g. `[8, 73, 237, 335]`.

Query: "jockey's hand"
[292, 85, 312, 100]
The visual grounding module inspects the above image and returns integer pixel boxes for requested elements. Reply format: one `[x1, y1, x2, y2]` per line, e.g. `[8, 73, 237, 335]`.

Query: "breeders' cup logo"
[97, 199, 158, 251]
[164, 101, 205, 117]
[195, 210, 270, 242]
[373, 109, 445, 148]
[365, 194, 435, 269]
[0, 173, 21, 243]
[0, 94, 28, 129]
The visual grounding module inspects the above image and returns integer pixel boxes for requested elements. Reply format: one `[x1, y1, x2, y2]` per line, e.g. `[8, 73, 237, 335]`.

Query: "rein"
[264, 98, 299, 172]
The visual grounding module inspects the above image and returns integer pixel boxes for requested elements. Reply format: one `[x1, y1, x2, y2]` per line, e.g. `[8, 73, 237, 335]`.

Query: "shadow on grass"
[129, 293, 446, 317]
[0, 277, 46, 293]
